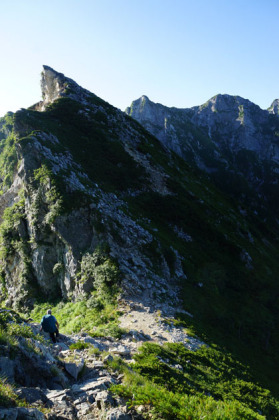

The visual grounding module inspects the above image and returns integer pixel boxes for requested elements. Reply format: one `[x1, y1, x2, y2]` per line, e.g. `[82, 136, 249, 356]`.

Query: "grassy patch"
[0, 377, 26, 408]
[69, 341, 90, 350]
[110, 342, 278, 419]
[30, 299, 123, 338]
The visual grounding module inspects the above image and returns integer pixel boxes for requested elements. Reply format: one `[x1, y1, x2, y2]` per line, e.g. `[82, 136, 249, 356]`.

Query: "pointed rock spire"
[40, 65, 68, 108]
[37, 65, 93, 111]
[268, 99, 279, 115]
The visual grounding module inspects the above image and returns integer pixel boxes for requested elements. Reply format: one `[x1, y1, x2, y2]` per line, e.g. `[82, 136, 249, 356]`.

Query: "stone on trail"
[103, 354, 114, 363]
[106, 408, 132, 420]
[95, 390, 115, 410]
[53, 342, 69, 351]
[110, 345, 130, 356]
[15, 387, 49, 404]
[64, 358, 85, 380]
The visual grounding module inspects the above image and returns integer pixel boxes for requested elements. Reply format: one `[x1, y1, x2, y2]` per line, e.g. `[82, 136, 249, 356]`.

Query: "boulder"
[64, 358, 84, 380]
[53, 342, 69, 352]
[103, 354, 114, 363]
[110, 345, 130, 356]
[15, 387, 49, 405]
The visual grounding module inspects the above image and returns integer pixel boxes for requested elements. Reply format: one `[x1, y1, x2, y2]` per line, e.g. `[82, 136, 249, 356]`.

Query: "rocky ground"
[0, 299, 203, 419]
[118, 299, 202, 352]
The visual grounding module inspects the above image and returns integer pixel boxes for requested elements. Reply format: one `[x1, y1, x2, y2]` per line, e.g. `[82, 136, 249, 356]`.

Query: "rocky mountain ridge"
[0, 66, 182, 311]
[126, 93, 279, 158]
[0, 67, 279, 418]
[126, 93, 279, 217]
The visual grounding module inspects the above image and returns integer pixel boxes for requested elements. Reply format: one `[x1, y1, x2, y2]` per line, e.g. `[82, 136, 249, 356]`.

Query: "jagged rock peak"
[268, 99, 279, 115]
[125, 95, 170, 120]
[126, 95, 149, 115]
[37, 65, 92, 111]
[195, 93, 260, 114]
[40, 65, 69, 109]
[140, 95, 150, 102]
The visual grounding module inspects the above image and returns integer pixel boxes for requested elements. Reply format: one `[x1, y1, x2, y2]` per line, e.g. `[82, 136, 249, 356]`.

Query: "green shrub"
[0, 194, 25, 257]
[69, 341, 90, 350]
[7, 323, 35, 339]
[0, 132, 17, 192]
[77, 244, 121, 304]
[30, 164, 63, 228]
[88, 346, 101, 356]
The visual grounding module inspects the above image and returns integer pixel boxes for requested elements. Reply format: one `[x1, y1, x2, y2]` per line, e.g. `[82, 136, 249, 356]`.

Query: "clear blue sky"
[0, 0, 278, 117]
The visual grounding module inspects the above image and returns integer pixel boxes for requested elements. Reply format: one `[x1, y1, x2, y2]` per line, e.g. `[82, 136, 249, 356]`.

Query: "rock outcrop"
[38, 65, 94, 111]
[126, 93, 279, 161]
[269, 98, 279, 115]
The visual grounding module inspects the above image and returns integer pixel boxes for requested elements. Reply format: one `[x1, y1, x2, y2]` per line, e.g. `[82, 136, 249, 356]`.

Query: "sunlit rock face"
[269, 99, 279, 115]
[37, 65, 93, 111]
[40, 65, 68, 109]
[126, 95, 184, 157]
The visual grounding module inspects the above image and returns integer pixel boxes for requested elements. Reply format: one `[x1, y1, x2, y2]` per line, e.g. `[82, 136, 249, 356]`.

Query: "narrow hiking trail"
[41, 300, 203, 418]
[0, 300, 203, 419]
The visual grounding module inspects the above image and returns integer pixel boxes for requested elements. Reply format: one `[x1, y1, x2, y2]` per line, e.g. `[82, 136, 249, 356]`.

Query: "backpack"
[41, 315, 56, 333]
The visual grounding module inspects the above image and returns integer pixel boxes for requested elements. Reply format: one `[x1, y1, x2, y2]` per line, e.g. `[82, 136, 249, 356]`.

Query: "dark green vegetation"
[126, 138, 279, 340]
[117, 118, 279, 396]
[15, 97, 146, 197]
[30, 244, 124, 338]
[110, 342, 278, 419]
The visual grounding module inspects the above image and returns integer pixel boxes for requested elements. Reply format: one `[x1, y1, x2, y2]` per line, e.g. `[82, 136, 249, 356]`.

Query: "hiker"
[40, 309, 60, 343]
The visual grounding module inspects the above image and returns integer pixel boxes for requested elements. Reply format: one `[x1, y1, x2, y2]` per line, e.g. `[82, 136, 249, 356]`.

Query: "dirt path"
[118, 300, 203, 352]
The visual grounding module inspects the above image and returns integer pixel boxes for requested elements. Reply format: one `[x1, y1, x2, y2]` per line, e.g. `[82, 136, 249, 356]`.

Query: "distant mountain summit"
[126, 93, 279, 216]
[126, 93, 279, 159]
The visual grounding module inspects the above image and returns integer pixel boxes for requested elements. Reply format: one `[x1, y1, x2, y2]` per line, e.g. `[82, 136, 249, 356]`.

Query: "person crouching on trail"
[40, 309, 59, 343]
